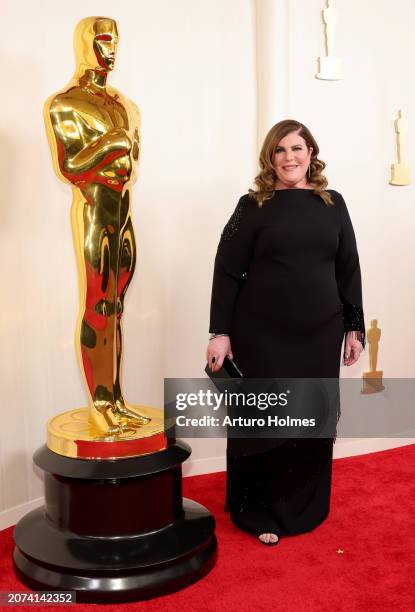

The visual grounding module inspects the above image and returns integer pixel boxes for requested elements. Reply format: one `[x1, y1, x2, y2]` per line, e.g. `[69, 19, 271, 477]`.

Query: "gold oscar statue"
[390, 109, 411, 186]
[44, 16, 165, 458]
[362, 319, 385, 394]
[13, 18, 216, 599]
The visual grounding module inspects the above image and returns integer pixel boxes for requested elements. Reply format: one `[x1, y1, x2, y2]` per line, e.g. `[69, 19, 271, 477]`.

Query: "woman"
[206, 119, 365, 546]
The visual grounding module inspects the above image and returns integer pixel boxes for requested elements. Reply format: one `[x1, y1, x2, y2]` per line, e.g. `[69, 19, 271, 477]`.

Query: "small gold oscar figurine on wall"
[362, 319, 385, 394]
[316, 0, 342, 81]
[390, 109, 411, 185]
[44, 17, 165, 458]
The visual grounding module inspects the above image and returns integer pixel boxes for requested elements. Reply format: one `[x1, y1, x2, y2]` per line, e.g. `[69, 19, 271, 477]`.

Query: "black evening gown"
[209, 188, 365, 538]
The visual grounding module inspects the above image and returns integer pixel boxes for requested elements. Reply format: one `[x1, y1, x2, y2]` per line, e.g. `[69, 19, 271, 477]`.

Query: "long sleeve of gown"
[334, 191, 366, 348]
[209, 195, 257, 334]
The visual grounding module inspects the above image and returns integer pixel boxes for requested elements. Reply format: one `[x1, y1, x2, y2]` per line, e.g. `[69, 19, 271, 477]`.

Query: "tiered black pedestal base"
[13, 441, 217, 603]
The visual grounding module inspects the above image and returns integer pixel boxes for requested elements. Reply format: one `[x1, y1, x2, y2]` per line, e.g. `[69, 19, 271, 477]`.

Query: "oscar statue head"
[74, 16, 119, 75]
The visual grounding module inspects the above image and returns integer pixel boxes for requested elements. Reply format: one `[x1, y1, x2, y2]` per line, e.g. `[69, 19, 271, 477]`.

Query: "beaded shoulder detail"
[342, 302, 366, 348]
[219, 198, 246, 243]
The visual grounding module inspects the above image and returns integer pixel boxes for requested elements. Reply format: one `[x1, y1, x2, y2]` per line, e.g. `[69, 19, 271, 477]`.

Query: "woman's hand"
[343, 332, 363, 366]
[206, 336, 233, 372]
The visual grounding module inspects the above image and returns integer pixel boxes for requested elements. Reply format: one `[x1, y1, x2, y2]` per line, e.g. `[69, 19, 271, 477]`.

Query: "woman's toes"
[258, 532, 279, 544]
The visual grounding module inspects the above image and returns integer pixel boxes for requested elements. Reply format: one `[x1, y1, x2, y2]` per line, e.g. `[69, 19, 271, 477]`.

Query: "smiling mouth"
[283, 165, 298, 170]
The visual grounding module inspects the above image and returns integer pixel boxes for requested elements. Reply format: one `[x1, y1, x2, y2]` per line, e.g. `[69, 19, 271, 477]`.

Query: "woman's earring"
[308, 164, 311, 179]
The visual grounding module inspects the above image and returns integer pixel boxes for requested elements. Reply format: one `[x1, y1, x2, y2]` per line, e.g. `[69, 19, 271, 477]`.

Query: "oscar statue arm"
[46, 97, 132, 180]
[130, 101, 141, 163]
[63, 127, 132, 174]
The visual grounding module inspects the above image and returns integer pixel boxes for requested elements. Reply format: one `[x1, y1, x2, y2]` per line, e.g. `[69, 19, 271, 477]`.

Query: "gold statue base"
[47, 406, 166, 459]
[316, 56, 342, 80]
[361, 371, 385, 395]
[389, 163, 410, 185]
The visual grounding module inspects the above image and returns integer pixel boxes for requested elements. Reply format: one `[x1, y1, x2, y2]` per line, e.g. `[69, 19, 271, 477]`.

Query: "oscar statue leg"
[113, 191, 150, 426]
[79, 188, 132, 435]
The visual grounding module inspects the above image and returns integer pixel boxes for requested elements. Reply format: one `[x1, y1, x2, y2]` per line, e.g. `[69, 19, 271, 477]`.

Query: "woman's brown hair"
[249, 119, 333, 207]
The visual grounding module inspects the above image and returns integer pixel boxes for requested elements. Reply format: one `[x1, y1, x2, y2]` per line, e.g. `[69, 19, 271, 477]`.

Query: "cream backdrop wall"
[1, 0, 414, 530]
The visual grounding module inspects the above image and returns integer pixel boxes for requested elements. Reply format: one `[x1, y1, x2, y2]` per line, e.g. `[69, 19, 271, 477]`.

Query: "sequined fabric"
[226, 438, 334, 535]
[342, 302, 366, 348]
[219, 198, 245, 242]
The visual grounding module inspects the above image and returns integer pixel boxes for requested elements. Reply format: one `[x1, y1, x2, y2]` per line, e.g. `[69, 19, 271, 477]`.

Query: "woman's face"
[272, 130, 313, 188]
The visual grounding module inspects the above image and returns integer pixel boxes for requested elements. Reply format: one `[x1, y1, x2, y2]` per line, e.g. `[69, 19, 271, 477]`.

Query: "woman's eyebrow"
[276, 144, 304, 149]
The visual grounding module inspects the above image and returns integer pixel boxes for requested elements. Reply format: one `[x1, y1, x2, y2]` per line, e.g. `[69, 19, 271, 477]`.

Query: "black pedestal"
[13, 441, 217, 603]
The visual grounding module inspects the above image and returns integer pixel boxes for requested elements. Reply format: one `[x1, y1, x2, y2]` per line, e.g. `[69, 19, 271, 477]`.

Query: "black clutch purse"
[204, 355, 243, 379]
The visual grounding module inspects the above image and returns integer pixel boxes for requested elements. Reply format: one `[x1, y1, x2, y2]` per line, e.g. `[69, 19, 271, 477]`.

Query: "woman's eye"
[275, 147, 302, 153]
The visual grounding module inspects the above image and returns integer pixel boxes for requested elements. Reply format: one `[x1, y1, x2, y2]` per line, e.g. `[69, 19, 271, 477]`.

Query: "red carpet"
[1, 444, 415, 611]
